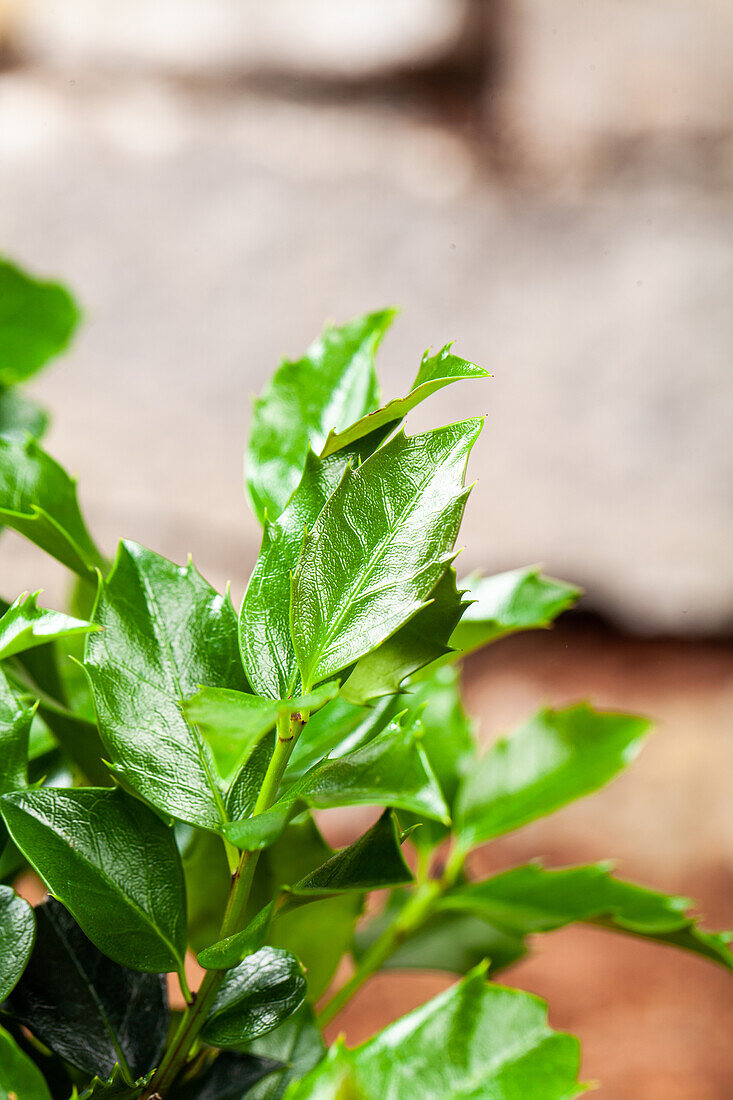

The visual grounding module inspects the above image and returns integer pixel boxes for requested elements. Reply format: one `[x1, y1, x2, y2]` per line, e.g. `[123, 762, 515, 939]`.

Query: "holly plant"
[0, 260, 730, 1100]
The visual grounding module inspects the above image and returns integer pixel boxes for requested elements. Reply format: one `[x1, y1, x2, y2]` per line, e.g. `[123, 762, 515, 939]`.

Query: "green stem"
[145, 711, 305, 1097]
[317, 880, 442, 1029]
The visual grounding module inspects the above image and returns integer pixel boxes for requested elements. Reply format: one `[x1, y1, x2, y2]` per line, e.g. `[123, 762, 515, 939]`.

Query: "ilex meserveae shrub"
[0, 260, 729, 1099]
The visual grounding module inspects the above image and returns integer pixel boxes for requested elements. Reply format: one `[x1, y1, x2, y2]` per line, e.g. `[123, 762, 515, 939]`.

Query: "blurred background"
[1, 1, 731, 1095]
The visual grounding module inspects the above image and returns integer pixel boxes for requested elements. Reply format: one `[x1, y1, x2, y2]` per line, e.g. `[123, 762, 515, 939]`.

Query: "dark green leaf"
[340, 568, 469, 706]
[240, 450, 351, 699]
[286, 965, 583, 1099]
[0, 1026, 52, 1100]
[440, 861, 733, 970]
[291, 420, 482, 689]
[450, 566, 581, 656]
[184, 682, 339, 783]
[179, 825, 232, 954]
[355, 891, 525, 977]
[6, 899, 168, 1081]
[0, 388, 48, 440]
[0, 437, 103, 577]
[226, 735, 275, 821]
[0, 787, 187, 973]
[246, 309, 394, 524]
[225, 716, 448, 851]
[0, 591, 99, 661]
[454, 703, 651, 851]
[0, 885, 35, 1001]
[245, 1007, 325, 1100]
[321, 343, 489, 457]
[78, 1066, 153, 1099]
[0, 258, 79, 385]
[173, 1052, 282, 1100]
[198, 901, 277, 970]
[202, 947, 307, 1048]
[85, 541, 247, 831]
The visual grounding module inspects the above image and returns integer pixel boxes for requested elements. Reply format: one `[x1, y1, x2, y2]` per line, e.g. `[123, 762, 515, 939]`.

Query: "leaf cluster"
[0, 266, 729, 1099]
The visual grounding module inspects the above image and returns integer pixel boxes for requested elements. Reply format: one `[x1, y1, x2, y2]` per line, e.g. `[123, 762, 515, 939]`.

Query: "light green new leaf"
[201, 812, 413, 969]
[292, 420, 482, 689]
[0, 885, 35, 1001]
[440, 862, 733, 970]
[241, 449, 351, 698]
[0, 436, 104, 577]
[450, 565, 581, 656]
[284, 695, 397, 783]
[341, 567, 469, 706]
[0, 1026, 52, 1100]
[285, 966, 584, 1100]
[0, 590, 99, 661]
[321, 343, 490, 457]
[225, 716, 448, 851]
[0, 258, 80, 385]
[202, 947, 307, 1048]
[184, 681, 339, 783]
[0, 786, 187, 974]
[85, 541, 248, 831]
[247, 309, 394, 524]
[0, 388, 48, 440]
[455, 703, 651, 851]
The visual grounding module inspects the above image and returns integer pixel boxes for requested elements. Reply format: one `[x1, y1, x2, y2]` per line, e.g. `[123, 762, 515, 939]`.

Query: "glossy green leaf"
[440, 861, 733, 970]
[0, 388, 48, 440]
[0, 258, 80, 385]
[0, 1027, 52, 1100]
[0, 437, 104, 577]
[0, 591, 99, 661]
[455, 703, 651, 851]
[241, 449, 351, 699]
[321, 343, 489, 457]
[286, 966, 584, 1099]
[184, 681, 339, 783]
[246, 1007, 325, 1100]
[174, 1052, 282, 1100]
[85, 540, 247, 830]
[225, 716, 448, 851]
[246, 309, 394, 525]
[77, 1066, 153, 1099]
[284, 696, 397, 784]
[292, 420, 482, 689]
[0, 885, 35, 1000]
[7, 899, 168, 1082]
[227, 734, 276, 821]
[202, 947, 307, 1048]
[341, 568, 469, 706]
[0, 786, 187, 973]
[450, 566, 581, 656]
[198, 901, 278, 970]
[0, 668, 32, 852]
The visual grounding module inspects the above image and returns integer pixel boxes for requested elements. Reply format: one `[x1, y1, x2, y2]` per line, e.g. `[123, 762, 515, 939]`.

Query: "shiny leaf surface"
[0, 258, 79, 385]
[341, 567, 469, 706]
[291, 420, 482, 689]
[0, 1026, 52, 1100]
[6, 899, 168, 1081]
[0, 591, 98, 661]
[184, 682, 339, 783]
[246, 309, 393, 524]
[450, 566, 581, 656]
[440, 862, 733, 970]
[285, 966, 583, 1099]
[0, 885, 35, 1001]
[202, 947, 307, 1048]
[321, 343, 489, 457]
[1, 787, 186, 973]
[455, 703, 651, 850]
[0, 437, 104, 577]
[225, 717, 448, 851]
[85, 541, 247, 830]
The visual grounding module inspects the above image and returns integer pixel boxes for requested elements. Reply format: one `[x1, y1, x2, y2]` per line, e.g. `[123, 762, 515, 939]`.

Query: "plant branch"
[145, 710, 305, 1097]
